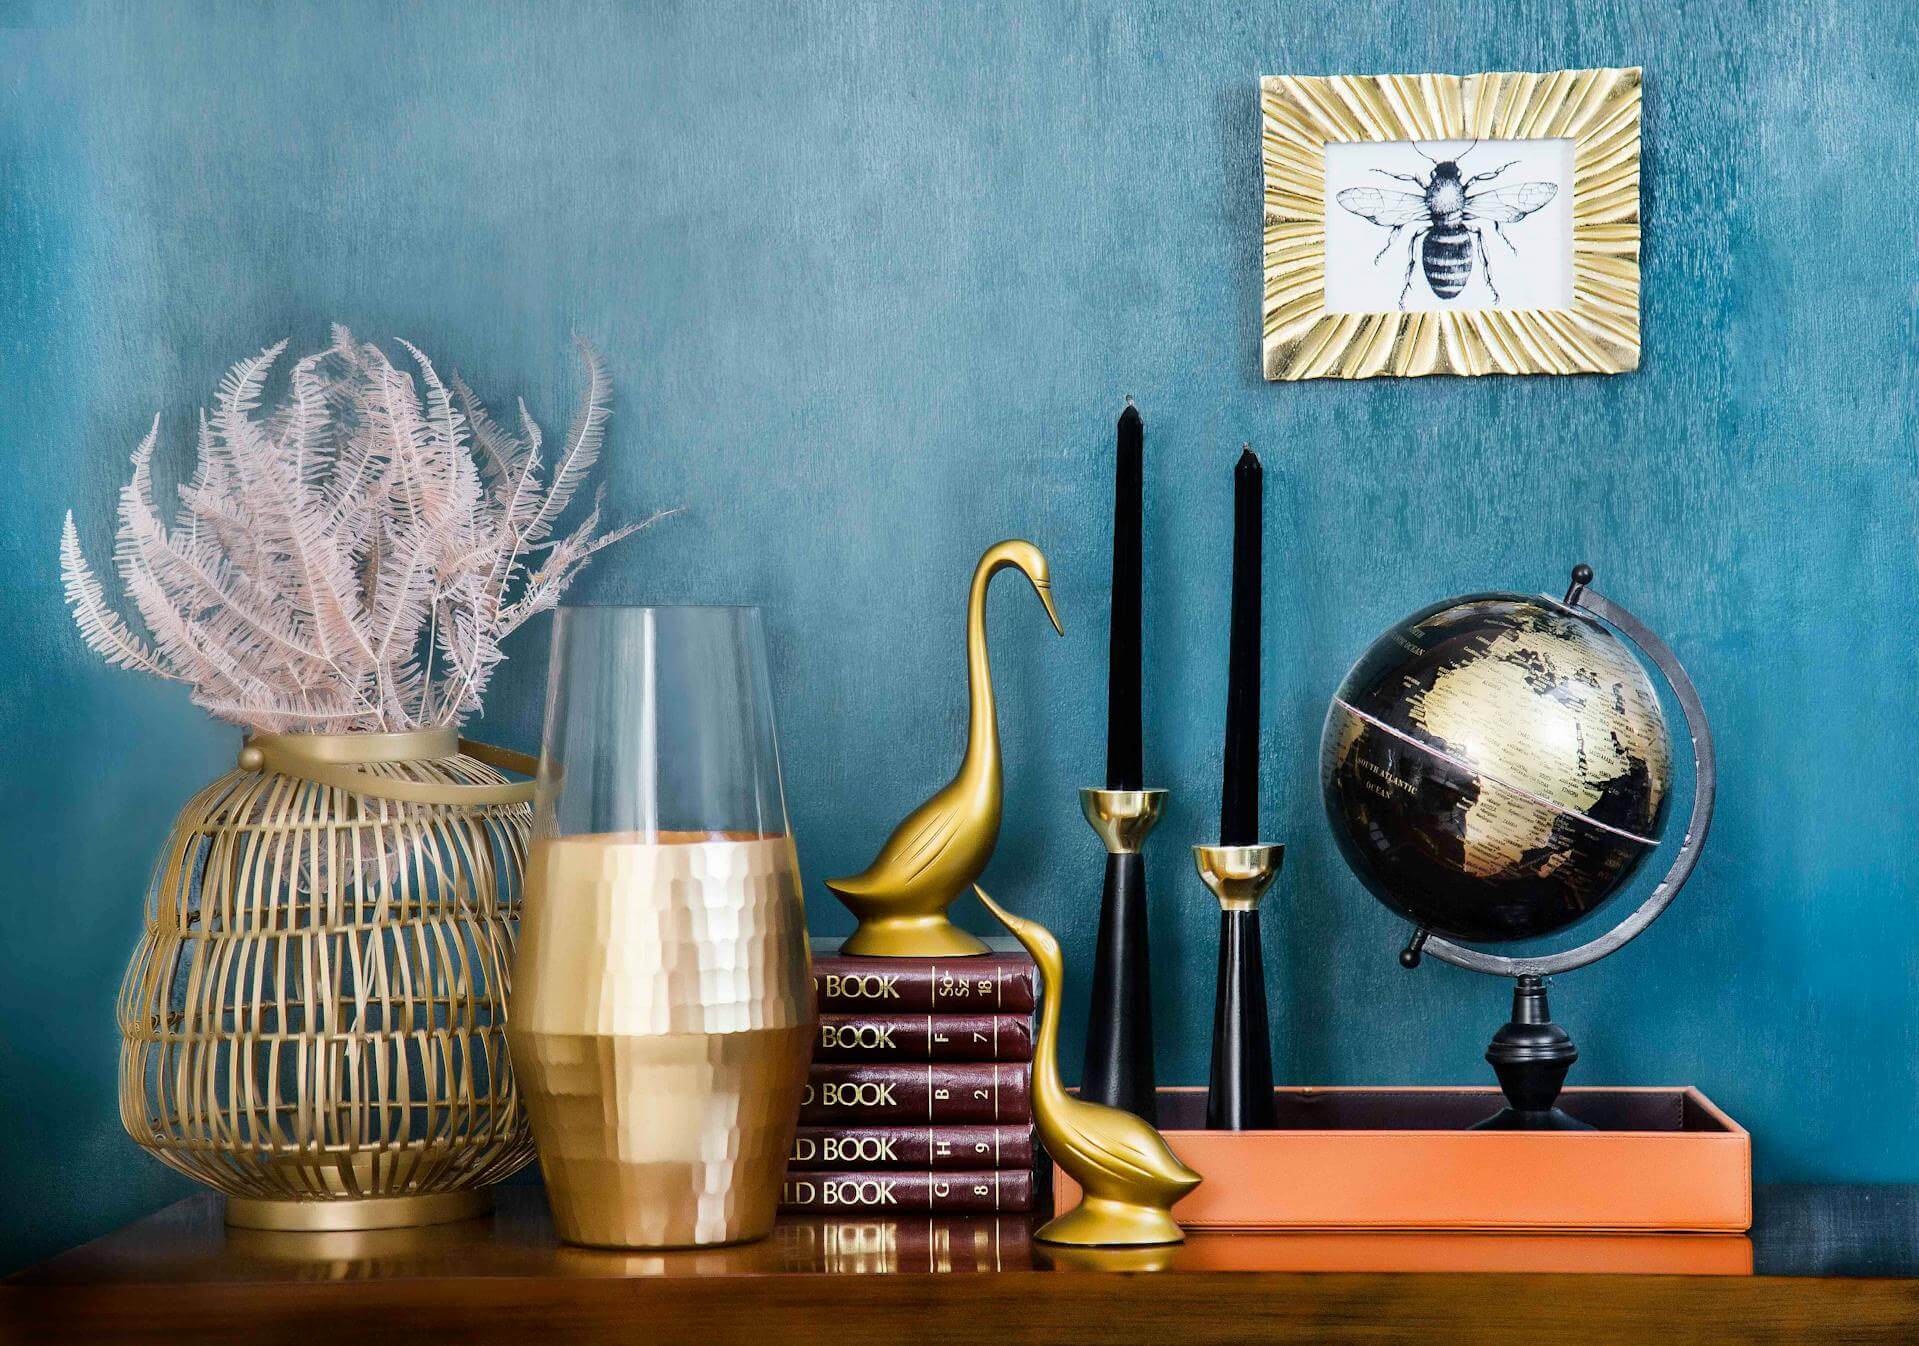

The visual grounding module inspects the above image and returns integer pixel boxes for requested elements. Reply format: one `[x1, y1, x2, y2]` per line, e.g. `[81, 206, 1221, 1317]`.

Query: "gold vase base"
[1035, 1195, 1187, 1248]
[838, 911, 990, 958]
[225, 1189, 491, 1232]
[554, 1224, 775, 1252]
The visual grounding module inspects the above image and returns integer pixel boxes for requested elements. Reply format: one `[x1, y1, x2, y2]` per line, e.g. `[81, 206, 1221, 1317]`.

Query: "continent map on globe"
[1322, 593, 1674, 945]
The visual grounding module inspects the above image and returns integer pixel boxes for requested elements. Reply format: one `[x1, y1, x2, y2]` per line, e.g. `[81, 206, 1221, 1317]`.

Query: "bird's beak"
[973, 884, 1019, 932]
[1034, 582, 1064, 637]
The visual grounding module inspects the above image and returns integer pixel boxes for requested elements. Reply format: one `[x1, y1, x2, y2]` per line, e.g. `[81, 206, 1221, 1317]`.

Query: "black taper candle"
[1219, 446, 1262, 845]
[1106, 401, 1144, 791]
[1083, 399, 1158, 1122]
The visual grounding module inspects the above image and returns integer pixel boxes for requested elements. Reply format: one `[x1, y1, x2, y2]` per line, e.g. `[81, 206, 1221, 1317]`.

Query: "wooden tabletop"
[6, 1186, 1919, 1344]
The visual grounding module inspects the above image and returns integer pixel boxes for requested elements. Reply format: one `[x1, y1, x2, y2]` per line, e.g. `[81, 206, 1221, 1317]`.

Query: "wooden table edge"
[7, 1269, 1919, 1346]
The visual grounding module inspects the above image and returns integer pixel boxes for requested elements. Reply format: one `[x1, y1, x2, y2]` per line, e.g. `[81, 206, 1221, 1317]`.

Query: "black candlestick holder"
[1079, 787, 1166, 1123]
[1192, 842, 1284, 1130]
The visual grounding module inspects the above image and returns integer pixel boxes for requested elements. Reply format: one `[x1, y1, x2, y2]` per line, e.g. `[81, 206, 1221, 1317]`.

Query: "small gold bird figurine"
[974, 885, 1201, 1245]
[828, 540, 1063, 957]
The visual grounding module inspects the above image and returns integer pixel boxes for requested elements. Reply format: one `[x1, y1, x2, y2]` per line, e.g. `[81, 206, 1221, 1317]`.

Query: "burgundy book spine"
[813, 1013, 1035, 1063]
[788, 1124, 1035, 1171]
[780, 1169, 1034, 1214]
[799, 1063, 1031, 1124]
[812, 953, 1038, 1013]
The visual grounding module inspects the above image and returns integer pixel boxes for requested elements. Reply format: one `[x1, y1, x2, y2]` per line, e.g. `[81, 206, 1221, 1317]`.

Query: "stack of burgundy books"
[781, 937, 1041, 1214]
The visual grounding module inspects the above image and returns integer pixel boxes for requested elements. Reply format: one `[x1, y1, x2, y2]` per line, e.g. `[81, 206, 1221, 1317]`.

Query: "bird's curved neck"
[1028, 933, 1069, 1117]
[962, 561, 1003, 773]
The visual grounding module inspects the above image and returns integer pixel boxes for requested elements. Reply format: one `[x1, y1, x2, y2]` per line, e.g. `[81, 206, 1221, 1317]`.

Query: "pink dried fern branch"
[61, 331, 660, 733]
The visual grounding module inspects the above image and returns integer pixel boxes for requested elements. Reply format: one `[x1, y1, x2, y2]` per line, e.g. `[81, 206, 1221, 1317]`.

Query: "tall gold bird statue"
[828, 540, 1063, 957]
[974, 885, 1202, 1246]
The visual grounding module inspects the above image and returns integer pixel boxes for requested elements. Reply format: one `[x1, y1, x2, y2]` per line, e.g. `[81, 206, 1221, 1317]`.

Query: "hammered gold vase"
[117, 727, 538, 1231]
[509, 605, 815, 1249]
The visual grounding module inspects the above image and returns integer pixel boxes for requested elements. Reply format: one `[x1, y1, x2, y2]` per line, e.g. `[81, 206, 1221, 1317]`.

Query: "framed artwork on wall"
[1260, 67, 1641, 381]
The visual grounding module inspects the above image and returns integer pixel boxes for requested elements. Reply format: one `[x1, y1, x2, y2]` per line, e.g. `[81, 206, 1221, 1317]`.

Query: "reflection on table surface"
[17, 1186, 1919, 1284]
[209, 1213, 1756, 1278]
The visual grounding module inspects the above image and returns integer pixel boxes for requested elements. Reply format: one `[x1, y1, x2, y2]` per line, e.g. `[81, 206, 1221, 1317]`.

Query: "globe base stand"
[1473, 1105, 1590, 1132]
[1472, 975, 1593, 1132]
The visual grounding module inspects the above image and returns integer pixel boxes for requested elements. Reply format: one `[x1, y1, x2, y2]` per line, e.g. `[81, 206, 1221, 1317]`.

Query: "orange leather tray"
[1053, 1087, 1751, 1233]
[1169, 1230, 1752, 1274]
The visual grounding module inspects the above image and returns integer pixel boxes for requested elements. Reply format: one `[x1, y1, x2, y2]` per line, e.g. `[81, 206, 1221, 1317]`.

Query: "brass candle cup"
[1191, 843, 1286, 910]
[1079, 787, 1166, 854]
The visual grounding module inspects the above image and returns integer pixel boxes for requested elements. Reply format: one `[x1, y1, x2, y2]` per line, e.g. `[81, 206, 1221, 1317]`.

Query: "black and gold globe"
[1321, 592, 1673, 945]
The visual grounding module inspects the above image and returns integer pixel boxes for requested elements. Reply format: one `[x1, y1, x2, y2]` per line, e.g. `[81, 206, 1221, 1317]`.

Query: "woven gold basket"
[117, 727, 538, 1231]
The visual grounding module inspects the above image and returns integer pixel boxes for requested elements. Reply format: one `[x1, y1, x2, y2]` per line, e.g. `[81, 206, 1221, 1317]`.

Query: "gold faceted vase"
[117, 728, 538, 1231]
[510, 831, 814, 1249]
[510, 605, 815, 1249]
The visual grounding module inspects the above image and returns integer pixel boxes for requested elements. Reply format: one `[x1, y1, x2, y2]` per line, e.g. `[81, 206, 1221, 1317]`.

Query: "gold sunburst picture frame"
[1261, 67, 1641, 380]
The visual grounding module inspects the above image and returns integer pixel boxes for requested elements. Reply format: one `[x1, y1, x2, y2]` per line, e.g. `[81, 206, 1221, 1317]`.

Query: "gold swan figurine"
[974, 885, 1201, 1245]
[828, 540, 1063, 958]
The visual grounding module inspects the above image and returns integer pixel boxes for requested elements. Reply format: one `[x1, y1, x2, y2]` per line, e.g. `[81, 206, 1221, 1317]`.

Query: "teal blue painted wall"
[3, 0, 1915, 1271]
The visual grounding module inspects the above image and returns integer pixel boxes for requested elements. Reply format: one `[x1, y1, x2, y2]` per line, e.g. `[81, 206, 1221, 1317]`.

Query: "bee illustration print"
[1335, 143, 1557, 308]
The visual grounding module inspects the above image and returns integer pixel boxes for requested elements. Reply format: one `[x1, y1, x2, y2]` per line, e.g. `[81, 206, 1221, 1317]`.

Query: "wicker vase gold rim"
[118, 726, 539, 1232]
[239, 728, 539, 805]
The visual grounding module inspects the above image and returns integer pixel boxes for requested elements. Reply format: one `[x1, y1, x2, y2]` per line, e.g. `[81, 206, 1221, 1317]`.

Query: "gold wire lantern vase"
[117, 727, 539, 1232]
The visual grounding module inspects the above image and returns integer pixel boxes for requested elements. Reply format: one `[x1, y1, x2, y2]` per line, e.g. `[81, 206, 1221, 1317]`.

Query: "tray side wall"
[1053, 1088, 1752, 1232]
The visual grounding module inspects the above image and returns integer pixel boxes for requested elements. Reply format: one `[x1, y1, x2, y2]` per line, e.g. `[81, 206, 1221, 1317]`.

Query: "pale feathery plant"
[61, 327, 668, 734]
